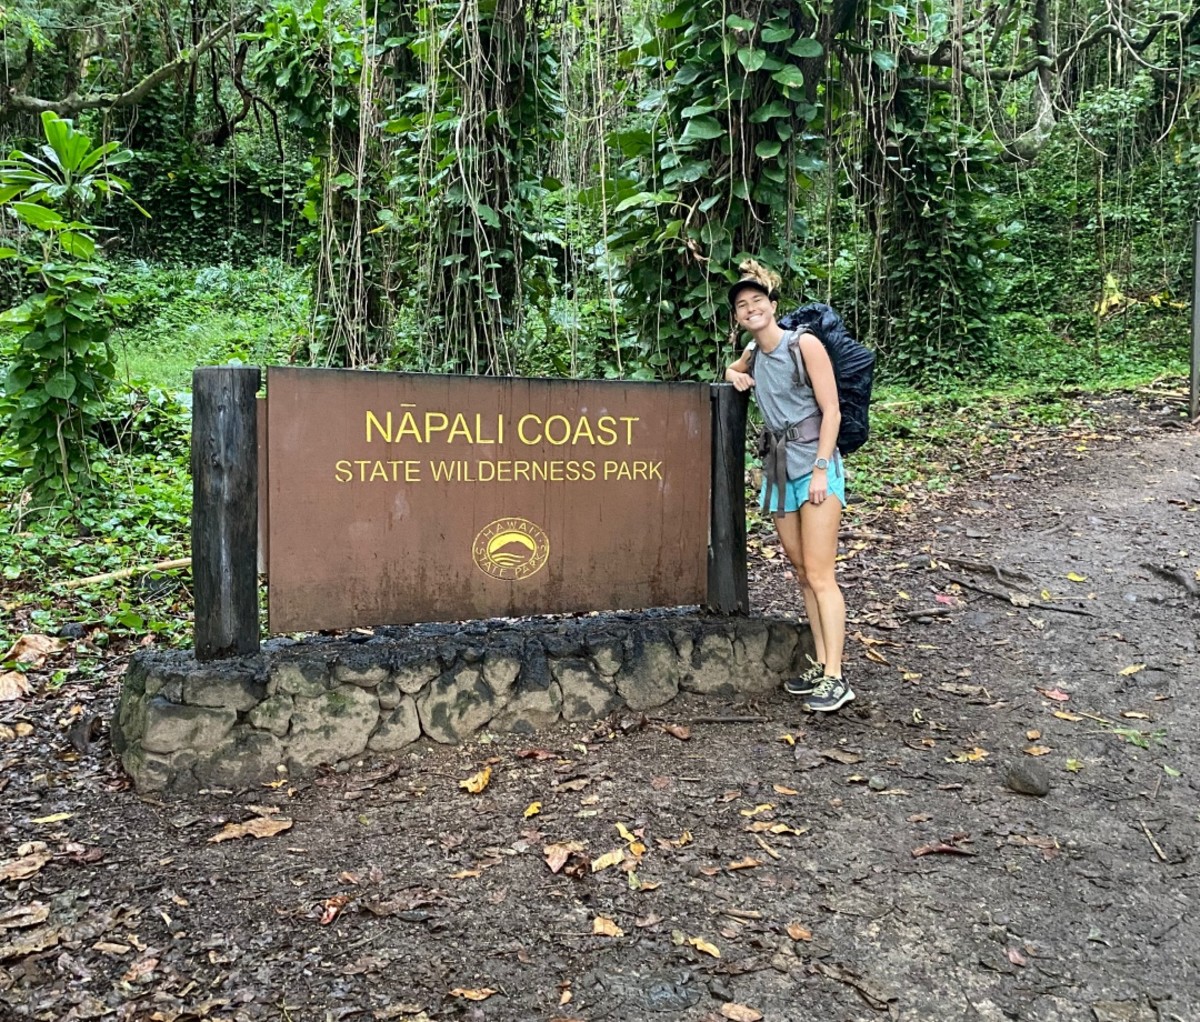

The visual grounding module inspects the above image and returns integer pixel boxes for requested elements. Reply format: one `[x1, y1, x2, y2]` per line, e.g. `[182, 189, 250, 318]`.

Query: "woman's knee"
[805, 570, 840, 596]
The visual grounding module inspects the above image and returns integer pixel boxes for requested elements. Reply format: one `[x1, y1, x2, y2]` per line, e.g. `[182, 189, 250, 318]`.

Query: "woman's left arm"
[798, 332, 841, 503]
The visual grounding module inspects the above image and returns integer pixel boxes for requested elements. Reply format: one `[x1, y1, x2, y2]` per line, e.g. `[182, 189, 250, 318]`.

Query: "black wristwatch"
[813, 457, 829, 471]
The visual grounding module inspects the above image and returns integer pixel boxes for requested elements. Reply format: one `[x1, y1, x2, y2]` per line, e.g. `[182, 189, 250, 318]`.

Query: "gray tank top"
[753, 331, 826, 481]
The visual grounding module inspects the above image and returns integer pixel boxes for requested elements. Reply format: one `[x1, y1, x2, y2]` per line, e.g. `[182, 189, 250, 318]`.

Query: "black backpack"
[747, 303, 875, 455]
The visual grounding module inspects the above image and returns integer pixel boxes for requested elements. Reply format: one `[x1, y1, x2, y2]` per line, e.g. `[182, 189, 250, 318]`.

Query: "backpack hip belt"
[756, 415, 824, 518]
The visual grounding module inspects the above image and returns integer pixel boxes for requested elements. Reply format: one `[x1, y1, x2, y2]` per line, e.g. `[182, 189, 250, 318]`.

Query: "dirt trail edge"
[1, 405, 1197, 1022]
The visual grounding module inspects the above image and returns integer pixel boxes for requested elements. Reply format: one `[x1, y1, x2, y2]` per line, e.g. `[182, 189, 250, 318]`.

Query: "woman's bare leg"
[798, 496, 844, 676]
[774, 512, 825, 664]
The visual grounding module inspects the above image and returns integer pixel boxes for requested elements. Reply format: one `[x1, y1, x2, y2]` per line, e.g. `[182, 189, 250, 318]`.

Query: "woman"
[723, 260, 853, 713]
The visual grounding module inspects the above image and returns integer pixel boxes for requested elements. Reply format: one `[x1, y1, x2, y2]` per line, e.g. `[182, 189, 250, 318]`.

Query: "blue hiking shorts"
[759, 457, 847, 514]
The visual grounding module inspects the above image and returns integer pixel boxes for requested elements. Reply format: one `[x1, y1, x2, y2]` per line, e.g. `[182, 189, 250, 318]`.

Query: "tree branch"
[3, 12, 253, 120]
[900, 9, 1186, 83]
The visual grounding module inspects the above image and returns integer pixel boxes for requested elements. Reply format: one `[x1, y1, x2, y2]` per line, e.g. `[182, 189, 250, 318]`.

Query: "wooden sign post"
[192, 365, 261, 661]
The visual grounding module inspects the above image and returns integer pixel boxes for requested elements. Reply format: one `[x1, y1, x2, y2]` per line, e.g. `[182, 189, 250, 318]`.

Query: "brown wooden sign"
[264, 368, 712, 631]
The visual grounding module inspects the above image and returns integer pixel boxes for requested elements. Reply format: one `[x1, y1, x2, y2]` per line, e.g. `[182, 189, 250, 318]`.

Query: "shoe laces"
[811, 675, 842, 698]
[801, 657, 824, 682]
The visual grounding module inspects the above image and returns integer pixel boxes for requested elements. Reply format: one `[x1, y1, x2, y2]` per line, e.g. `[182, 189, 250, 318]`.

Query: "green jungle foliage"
[0, 0, 1194, 379]
[0, 113, 146, 500]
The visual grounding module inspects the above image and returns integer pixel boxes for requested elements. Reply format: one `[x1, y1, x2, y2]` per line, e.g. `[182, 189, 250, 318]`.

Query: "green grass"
[109, 260, 312, 390]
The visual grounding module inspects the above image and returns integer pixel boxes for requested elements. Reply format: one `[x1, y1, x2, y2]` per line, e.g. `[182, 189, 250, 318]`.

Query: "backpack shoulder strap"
[742, 341, 758, 375]
[787, 331, 810, 388]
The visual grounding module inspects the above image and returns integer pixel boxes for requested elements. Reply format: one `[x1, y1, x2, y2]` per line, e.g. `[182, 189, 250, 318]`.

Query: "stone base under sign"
[112, 612, 814, 794]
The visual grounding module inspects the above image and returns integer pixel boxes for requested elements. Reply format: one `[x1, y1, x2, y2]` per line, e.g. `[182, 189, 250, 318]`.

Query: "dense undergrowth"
[0, 257, 1191, 665]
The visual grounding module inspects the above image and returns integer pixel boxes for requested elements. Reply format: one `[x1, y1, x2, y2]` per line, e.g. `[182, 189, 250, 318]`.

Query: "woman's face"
[734, 290, 777, 332]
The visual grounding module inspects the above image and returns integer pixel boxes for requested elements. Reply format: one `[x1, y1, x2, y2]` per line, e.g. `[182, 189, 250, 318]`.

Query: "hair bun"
[736, 258, 781, 294]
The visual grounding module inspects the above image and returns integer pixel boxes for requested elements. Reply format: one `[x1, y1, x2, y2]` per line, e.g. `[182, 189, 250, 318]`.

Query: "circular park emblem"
[472, 517, 550, 582]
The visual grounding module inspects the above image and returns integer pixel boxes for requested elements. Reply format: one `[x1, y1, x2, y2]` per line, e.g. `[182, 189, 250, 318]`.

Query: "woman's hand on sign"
[726, 370, 756, 392]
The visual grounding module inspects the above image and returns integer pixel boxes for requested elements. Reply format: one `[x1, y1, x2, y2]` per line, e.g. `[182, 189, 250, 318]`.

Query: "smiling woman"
[724, 259, 852, 714]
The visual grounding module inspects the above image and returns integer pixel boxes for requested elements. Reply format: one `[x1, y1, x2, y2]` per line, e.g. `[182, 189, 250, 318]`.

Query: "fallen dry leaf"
[1118, 663, 1146, 677]
[738, 803, 774, 818]
[658, 830, 693, 849]
[448, 869, 482, 880]
[1121, 710, 1150, 720]
[458, 766, 492, 794]
[122, 957, 159, 983]
[772, 784, 798, 796]
[319, 895, 350, 925]
[820, 748, 863, 765]
[944, 747, 989, 764]
[543, 842, 585, 874]
[449, 988, 496, 1001]
[0, 853, 50, 883]
[557, 777, 591, 792]
[516, 747, 556, 760]
[1023, 746, 1052, 757]
[720, 1004, 764, 1022]
[659, 723, 690, 741]
[31, 812, 72, 825]
[1066, 572, 1087, 583]
[92, 941, 132, 955]
[1036, 687, 1071, 702]
[523, 801, 542, 818]
[786, 922, 813, 941]
[1054, 710, 1084, 722]
[0, 903, 49, 930]
[0, 927, 61, 962]
[2, 634, 65, 667]
[592, 916, 623, 937]
[1007, 947, 1028, 967]
[1026, 729, 1041, 740]
[688, 936, 720, 958]
[208, 817, 293, 843]
[726, 857, 762, 871]
[0, 672, 32, 703]
[590, 848, 625, 873]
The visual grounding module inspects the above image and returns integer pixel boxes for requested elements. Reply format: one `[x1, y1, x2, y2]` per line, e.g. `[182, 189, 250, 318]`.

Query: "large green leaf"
[45, 372, 78, 400]
[680, 116, 724, 142]
[738, 47, 766, 72]
[771, 66, 805, 89]
[750, 101, 791, 123]
[12, 202, 65, 230]
[761, 24, 794, 43]
[788, 38, 824, 58]
[58, 231, 97, 259]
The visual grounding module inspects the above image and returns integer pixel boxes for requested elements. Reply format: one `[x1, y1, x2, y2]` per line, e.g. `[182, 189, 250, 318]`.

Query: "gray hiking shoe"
[803, 674, 855, 713]
[783, 657, 825, 697]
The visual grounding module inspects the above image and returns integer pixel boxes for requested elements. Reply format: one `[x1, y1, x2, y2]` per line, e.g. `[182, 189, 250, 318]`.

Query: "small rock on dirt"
[1006, 761, 1051, 796]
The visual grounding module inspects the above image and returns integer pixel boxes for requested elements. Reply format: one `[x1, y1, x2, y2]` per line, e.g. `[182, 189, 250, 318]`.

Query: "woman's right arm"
[725, 345, 756, 392]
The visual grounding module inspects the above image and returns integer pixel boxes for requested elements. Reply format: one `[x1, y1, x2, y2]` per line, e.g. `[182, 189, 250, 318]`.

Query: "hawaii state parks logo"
[472, 517, 550, 581]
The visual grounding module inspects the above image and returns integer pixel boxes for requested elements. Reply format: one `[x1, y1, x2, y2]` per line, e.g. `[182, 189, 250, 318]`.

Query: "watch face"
[815, 458, 828, 469]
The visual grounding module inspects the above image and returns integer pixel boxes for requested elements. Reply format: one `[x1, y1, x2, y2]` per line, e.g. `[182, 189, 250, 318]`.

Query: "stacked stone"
[113, 615, 811, 794]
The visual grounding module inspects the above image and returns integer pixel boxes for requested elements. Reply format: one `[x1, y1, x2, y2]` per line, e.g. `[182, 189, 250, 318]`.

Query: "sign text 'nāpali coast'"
[263, 369, 712, 631]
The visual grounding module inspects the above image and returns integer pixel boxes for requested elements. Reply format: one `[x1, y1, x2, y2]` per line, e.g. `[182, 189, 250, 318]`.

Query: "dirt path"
[2, 401, 1197, 1022]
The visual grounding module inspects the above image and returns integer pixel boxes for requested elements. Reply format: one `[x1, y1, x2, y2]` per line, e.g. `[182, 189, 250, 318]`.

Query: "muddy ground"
[1, 395, 1198, 1022]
